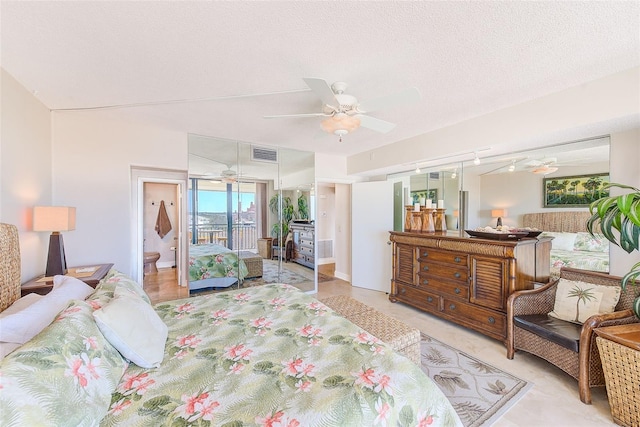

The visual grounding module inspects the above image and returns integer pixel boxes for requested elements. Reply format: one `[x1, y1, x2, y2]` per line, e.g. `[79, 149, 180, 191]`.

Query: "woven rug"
[242, 260, 311, 287]
[420, 333, 532, 427]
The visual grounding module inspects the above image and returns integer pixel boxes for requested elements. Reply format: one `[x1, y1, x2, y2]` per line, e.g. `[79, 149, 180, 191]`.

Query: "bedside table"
[21, 263, 114, 296]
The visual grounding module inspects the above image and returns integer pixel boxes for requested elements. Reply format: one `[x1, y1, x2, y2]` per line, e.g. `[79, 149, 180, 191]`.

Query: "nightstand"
[21, 263, 114, 296]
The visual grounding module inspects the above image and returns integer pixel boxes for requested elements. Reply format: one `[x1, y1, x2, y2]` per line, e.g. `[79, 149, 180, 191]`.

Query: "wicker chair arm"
[582, 309, 639, 334]
[507, 280, 558, 317]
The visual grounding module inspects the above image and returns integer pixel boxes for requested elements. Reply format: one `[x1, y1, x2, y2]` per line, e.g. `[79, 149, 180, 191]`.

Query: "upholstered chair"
[506, 267, 639, 404]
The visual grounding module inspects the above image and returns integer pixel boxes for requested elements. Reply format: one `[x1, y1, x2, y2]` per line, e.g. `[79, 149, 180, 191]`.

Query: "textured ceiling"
[2, 1, 639, 166]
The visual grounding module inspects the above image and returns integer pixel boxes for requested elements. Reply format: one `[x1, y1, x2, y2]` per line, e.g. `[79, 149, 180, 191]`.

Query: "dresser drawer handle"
[422, 251, 428, 257]
[488, 317, 495, 324]
[427, 296, 433, 303]
[454, 272, 461, 279]
[399, 288, 406, 295]
[449, 303, 456, 310]
[422, 279, 429, 285]
[454, 257, 461, 263]
[423, 266, 429, 271]
[454, 287, 460, 294]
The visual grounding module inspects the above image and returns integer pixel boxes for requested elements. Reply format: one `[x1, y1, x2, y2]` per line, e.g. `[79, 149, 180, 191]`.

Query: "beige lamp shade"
[33, 206, 76, 232]
[491, 209, 507, 218]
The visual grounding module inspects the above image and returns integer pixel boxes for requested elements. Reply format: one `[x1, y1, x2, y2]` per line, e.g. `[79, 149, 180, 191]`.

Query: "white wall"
[0, 69, 53, 281]
[609, 128, 640, 276]
[316, 183, 336, 262]
[51, 111, 188, 278]
[334, 183, 351, 282]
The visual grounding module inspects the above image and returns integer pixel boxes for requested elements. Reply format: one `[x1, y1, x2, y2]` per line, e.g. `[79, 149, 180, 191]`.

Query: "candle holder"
[434, 208, 446, 231]
[421, 208, 435, 232]
[405, 206, 423, 232]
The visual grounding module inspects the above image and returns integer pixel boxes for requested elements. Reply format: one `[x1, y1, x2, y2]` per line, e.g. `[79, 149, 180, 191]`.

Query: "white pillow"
[0, 275, 94, 344]
[549, 278, 621, 324]
[0, 293, 43, 318]
[542, 232, 578, 251]
[93, 292, 168, 368]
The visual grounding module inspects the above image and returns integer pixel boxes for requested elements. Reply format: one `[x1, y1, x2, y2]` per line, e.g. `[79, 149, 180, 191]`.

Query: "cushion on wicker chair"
[514, 314, 581, 353]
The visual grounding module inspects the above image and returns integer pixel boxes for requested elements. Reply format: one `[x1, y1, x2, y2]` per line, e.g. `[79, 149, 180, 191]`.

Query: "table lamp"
[491, 209, 506, 228]
[33, 206, 76, 276]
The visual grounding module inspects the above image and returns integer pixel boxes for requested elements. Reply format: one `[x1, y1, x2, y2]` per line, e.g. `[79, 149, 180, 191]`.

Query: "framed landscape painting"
[543, 173, 609, 207]
[410, 189, 437, 204]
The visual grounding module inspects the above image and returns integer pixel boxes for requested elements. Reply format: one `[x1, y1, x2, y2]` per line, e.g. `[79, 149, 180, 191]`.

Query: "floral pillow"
[0, 300, 128, 427]
[86, 269, 151, 310]
[573, 232, 610, 253]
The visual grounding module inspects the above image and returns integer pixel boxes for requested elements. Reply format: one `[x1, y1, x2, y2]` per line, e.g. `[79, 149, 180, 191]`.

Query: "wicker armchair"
[506, 267, 639, 404]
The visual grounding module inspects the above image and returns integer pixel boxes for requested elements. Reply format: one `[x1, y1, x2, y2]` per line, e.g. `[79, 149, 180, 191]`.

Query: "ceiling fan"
[264, 78, 420, 142]
[524, 157, 559, 175]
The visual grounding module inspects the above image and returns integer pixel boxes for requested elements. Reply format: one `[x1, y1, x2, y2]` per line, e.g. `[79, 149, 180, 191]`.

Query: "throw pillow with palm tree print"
[549, 279, 621, 324]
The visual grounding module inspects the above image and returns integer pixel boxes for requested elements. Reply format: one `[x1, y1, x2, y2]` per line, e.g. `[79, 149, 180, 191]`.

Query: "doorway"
[131, 166, 188, 295]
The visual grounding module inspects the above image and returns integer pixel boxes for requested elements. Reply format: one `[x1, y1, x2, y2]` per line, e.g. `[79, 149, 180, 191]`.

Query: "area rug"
[242, 260, 311, 287]
[420, 333, 532, 427]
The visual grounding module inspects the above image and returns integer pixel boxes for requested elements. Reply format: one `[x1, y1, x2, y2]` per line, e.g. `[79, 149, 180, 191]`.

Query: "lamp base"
[45, 232, 68, 277]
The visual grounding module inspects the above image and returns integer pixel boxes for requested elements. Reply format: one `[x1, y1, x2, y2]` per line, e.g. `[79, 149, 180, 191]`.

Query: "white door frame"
[131, 167, 188, 287]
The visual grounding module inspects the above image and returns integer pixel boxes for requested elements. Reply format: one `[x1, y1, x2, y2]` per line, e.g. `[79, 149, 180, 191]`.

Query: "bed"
[523, 212, 610, 279]
[188, 243, 250, 289]
[0, 223, 462, 427]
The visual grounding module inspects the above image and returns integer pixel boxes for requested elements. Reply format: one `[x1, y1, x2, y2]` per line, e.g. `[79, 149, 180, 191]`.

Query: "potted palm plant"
[586, 183, 640, 318]
[587, 183, 640, 426]
[269, 194, 295, 246]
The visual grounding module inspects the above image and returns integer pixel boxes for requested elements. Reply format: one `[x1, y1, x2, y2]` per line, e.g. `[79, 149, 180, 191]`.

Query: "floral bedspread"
[550, 249, 609, 280]
[101, 284, 462, 427]
[188, 243, 249, 282]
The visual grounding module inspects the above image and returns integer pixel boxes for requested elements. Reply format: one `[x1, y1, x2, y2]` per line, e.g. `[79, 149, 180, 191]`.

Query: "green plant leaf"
[633, 296, 640, 319]
[618, 193, 636, 216]
[630, 198, 640, 227]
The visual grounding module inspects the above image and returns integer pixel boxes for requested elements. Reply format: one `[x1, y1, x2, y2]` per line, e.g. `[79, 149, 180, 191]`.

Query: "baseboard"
[334, 271, 351, 282]
[157, 261, 174, 269]
[317, 257, 336, 265]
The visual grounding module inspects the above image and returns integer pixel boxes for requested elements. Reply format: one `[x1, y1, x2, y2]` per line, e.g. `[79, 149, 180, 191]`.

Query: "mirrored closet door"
[188, 134, 316, 293]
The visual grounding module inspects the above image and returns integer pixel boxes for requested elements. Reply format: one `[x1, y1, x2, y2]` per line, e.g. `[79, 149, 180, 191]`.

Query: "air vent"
[429, 172, 440, 179]
[251, 146, 278, 163]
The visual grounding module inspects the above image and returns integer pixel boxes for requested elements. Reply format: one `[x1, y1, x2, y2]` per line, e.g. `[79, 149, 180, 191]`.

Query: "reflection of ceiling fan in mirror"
[524, 157, 559, 175]
[264, 78, 420, 142]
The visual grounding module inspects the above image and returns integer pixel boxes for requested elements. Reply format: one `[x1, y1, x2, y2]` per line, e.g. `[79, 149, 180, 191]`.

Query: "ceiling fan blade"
[357, 114, 396, 133]
[264, 112, 329, 119]
[358, 87, 421, 113]
[303, 77, 339, 106]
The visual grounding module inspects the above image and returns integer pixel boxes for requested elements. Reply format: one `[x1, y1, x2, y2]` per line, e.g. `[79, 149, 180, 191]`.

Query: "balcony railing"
[190, 223, 258, 251]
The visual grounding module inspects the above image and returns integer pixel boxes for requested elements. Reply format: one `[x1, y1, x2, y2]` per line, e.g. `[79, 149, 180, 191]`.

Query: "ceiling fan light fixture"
[508, 161, 516, 172]
[532, 165, 558, 175]
[321, 113, 361, 138]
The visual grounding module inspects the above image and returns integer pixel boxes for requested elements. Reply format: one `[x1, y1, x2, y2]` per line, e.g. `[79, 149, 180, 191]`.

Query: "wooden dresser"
[389, 231, 551, 342]
[290, 222, 314, 268]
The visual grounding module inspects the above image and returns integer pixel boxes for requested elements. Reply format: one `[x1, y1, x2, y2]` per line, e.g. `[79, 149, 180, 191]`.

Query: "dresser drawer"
[418, 261, 468, 283]
[395, 283, 440, 311]
[417, 248, 468, 266]
[417, 274, 468, 300]
[299, 245, 313, 256]
[442, 298, 506, 338]
[298, 230, 313, 239]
